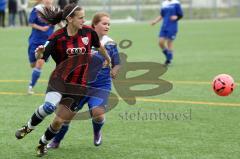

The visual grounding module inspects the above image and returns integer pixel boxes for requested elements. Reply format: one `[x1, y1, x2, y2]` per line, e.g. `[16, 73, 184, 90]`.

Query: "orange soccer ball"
[212, 74, 236, 96]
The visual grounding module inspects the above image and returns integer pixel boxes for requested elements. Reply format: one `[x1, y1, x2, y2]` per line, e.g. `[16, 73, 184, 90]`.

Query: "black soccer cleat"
[15, 125, 33, 139]
[164, 60, 171, 66]
[36, 144, 47, 157]
[94, 131, 102, 146]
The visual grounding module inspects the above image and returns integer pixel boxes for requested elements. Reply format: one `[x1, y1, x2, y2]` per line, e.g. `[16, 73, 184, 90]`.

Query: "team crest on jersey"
[82, 37, 89, 45]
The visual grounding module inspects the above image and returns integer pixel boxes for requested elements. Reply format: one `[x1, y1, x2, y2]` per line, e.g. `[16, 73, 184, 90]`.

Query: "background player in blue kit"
[151, 0, 183, 65]
[27, 0, 54, 94]
[46, 12, 121, 149]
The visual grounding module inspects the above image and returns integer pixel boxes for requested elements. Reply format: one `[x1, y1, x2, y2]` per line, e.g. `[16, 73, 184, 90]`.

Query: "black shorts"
[46, 86, 86, 112]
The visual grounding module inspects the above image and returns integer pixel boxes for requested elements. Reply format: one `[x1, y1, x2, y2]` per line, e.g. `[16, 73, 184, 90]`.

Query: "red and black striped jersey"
[43, 25, 100, 85]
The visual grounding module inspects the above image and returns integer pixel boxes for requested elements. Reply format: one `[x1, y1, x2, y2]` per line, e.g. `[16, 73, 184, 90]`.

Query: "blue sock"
[92, 119, 104, 134]
[29, 68, 41, 87]
[162, 48, 168, 58]
[167, 50, 173, 61]
[54, 124, 69, 143]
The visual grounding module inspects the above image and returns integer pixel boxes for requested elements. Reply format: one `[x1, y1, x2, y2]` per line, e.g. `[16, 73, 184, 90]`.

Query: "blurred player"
[27, 0, 54, 94]
[47, 12, 121, 149]
[15, 3, 111, 157]
[151, 0, 183, 65]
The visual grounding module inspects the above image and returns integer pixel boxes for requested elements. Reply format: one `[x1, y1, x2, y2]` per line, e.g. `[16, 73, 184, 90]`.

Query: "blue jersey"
[28, 5, 54, 44]
[0, 0, 6, 11]
[89, 35, 120, 90]
[160, 0, 183, 33]
[74, 36, 120, 110]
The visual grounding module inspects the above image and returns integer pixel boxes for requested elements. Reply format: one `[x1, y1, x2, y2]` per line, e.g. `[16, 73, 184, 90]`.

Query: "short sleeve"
[105, 44, 120, 67]
[29, 8, 37, 24]
[91, 30, 100, 48]
[176, 3, 183, 18]
[160, 8, 164, 17]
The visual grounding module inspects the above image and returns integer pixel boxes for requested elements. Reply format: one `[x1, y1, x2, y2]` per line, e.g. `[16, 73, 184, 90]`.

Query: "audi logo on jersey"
[66, 47, 87, 56]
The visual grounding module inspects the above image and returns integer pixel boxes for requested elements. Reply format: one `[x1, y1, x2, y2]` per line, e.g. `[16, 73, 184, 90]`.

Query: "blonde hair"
[91, 12, 110, 28]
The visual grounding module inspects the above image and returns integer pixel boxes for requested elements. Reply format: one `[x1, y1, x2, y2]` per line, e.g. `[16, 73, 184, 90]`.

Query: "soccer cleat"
[15, 125, 33, 139]
[28, 86, 34, 95]
[36, 144, 47, 157]
[94, 131, 102, 146]
[164, 60, 171, 66]
[47, 140, 60, 149]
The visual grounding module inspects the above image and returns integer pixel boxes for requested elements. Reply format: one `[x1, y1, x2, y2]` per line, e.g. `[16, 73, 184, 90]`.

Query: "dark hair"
[38, 3, 83, 25]
[91, 12, 110, 28]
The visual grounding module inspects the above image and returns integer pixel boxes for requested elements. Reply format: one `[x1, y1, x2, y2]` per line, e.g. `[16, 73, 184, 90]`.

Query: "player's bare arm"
[150, 16, 162, 25]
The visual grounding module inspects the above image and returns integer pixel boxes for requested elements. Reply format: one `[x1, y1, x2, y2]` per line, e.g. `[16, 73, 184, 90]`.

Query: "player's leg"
[159, 30, 170, 64]
[19, 10, 23, 26]
[37, 100, 77, 156]
[166, 39, 174, 64]
[28, 57, 45, 94]
[23, 10, 28, 26]
[0, 11, 3, 27]
[91, 107, 105, 146]
[27, 43, 39, 94]
[165, 31, 177, 65]
[15, 91, 62, 139]
[46, 122, 70, 149]
[47, 96, 89, 149]
[36, 115, 63, 157]
[88, 88, 109, 146]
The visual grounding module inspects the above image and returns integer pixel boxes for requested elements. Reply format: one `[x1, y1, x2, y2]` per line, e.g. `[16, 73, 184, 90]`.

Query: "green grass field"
[1, 19, 240, 159]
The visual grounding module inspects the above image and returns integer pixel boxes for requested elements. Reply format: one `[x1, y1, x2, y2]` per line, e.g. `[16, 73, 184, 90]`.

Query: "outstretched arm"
[150, 16, 162, 25]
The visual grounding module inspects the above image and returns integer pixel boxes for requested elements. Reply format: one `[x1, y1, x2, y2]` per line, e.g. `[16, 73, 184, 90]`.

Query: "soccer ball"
[212, 74, 236, 96]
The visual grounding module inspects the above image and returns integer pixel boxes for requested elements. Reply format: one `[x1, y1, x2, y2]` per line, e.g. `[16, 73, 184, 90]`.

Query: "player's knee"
[52, 116, 65, 130]
[91, 107, 105, 122]
[92, 114, 105, 123]
[43, 102, 56, 114]
[159, 42, 165, 48]
[36, 59, 45, 69]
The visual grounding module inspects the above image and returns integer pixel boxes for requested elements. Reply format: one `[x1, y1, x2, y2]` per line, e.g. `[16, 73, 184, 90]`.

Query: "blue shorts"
[159, 30, 177, 41]
[75, 86, 110, 111]
[28, 43, 42, 63]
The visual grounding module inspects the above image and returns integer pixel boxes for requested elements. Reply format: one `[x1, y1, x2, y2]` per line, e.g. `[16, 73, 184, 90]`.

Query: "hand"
[111, 69, 117, 79]
[35, 45, 45, 59]
[41, 26, 50, 31]
[170, 15, 178, 21]
[150, 21, 156, 26]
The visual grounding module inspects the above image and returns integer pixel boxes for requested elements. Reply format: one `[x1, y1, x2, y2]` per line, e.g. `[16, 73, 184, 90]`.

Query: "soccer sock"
[27, 103, 56, 129]
[54, 123, 70, 143]
[29, 68, 42, 87]
[92, 119, 105, 134]
[162, 48, 168, 58]
[39, 125, 59, 145]
[27, 113, 42, 129]
[167, 50, 173, 61]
